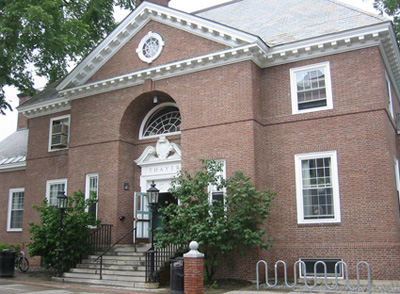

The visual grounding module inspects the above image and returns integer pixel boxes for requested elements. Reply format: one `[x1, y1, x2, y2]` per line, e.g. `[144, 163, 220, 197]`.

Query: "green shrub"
[28, 190, 98, 272]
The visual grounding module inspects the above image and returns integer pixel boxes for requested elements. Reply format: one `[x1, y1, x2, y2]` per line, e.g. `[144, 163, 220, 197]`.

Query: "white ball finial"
[184, 240, 204, 258]
[189, 241, 199, 250]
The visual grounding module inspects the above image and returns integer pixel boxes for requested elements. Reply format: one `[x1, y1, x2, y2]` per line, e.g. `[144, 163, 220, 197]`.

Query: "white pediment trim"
[18, 21, 400, 118]
[55, 2, 260, 91]
[60, 22, 400, 104]
[61, 43, 260, 100]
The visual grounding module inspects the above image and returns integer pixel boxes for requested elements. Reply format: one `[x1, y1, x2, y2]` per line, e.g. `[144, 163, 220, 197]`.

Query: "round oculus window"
[136, 31, 164, 63]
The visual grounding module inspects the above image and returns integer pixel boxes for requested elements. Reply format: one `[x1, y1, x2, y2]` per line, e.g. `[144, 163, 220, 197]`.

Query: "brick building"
[1, 0, 400, 281]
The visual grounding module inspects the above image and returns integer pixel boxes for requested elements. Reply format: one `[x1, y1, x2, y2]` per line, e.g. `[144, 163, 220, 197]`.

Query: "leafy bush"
[28, 190, 98, 272]
[0, 242, 19, 251]
[155, 159, 275, 281]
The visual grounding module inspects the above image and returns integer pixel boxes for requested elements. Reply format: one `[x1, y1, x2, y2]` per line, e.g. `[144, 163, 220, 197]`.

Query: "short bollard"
[184, 241, 204, 294]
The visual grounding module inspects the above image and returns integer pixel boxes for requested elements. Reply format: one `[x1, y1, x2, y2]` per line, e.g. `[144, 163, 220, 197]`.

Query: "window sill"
[297, 222, 341, 228]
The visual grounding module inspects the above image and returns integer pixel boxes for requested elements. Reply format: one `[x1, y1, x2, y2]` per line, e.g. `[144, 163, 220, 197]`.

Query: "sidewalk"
[0, 269, 396, 294]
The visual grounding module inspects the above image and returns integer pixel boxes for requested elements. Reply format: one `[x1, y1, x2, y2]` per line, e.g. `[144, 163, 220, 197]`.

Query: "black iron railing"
[87, 224, 113, 254]
[94, 227, 137, 279]
[63, 224, 113, 271]
[145, 244, 183, 283]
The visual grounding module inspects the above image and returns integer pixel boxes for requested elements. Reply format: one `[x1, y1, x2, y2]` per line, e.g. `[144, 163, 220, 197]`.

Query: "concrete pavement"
[0, 269, 396, 294]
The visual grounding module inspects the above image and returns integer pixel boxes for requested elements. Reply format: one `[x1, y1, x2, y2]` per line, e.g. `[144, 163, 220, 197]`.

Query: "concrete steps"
[59, 244, 159, 289]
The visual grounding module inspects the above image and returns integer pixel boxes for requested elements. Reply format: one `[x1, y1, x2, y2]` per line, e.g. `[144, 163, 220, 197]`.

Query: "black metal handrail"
[145, 243, 183, 283]
[94, 227, 137, 279]
[87, 224, 113, 254]
[63, 224, 113, 272]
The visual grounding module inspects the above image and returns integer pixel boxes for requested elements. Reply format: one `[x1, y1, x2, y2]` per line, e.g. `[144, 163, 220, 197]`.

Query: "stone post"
[183, 241, 204, 294]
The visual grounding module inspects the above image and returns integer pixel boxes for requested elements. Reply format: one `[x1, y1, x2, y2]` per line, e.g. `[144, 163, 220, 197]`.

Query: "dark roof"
[19, 79, 62, 109]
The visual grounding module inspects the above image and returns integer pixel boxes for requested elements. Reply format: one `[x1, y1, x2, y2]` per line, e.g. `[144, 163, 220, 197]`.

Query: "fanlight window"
[142, 105, 181, 138]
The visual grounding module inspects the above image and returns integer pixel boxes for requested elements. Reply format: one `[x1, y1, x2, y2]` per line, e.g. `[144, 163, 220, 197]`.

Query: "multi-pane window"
[295, 151, 340, 224]
[394, 158, 400, 214]
[386, 73, 394, 119]
[85, 173, 98, 220]
[290, 62, 333, 114]
[140, 103, 181, 139]
[46, 179, 67, 206]
[208, 159, 226, 206]
[8, 188, 24, 231]
[49, 115, 70, 151]
[299, 258, 343, 278]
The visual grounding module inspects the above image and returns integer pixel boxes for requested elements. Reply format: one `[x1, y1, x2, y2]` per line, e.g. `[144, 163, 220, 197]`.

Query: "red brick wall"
[213, 47, 400, 280]
[0, 170, 26, 246]
[2, 34, 400, 282]
[88, 21, 227, 83]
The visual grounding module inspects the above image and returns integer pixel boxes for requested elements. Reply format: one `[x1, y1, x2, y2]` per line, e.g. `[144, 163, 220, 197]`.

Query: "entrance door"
[134, 192, 150, 241]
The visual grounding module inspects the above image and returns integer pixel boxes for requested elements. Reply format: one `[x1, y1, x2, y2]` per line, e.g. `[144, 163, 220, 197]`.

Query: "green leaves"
[0, 0, 137, 114]
[28, 190, 99, 272]
[374, 0, 400, 44]
[154, 159, 275, 281]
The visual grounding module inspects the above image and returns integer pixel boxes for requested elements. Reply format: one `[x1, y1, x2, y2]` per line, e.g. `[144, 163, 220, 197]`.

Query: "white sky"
[0, 0, 378, 141]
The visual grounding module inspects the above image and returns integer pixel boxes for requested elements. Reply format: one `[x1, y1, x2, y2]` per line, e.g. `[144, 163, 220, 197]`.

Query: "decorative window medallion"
[136, 31, 165, 63]
[140, 103, 181, 139]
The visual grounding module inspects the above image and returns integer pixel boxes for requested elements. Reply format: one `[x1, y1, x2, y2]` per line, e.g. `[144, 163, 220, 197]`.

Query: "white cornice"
[18, 97, 71, 119]
[56, 2, 259, 91]
[0, 162, 26, 173]
[61, 44, 259, 100]
[20, 20, 400, 117]
[60, 22, 400, 102]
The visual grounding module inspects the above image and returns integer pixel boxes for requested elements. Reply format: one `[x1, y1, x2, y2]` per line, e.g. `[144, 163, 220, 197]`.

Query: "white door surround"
[134, 135, 181, 193]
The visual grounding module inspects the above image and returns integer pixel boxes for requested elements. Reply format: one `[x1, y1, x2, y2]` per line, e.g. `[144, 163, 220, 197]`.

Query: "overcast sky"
[0, 0, 378, 141]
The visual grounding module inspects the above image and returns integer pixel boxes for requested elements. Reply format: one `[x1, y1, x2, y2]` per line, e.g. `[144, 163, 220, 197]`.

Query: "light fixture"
[146, 181, 160, 283]
[147, 181, 159, 205]
[56, 190, 67, 277]
[57, 191, 68, 209]
[153, 95, 158, 104]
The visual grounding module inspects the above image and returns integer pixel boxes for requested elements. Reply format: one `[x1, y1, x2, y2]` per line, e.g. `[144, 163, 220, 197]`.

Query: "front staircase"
[58, 243, 159, 289]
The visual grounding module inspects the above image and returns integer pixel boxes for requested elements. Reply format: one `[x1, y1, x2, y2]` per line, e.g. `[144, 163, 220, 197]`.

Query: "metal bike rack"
[256, 260, 371, 294]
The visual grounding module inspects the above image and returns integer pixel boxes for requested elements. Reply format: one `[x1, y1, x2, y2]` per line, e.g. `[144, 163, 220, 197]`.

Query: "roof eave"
[55, 2, 259, 91]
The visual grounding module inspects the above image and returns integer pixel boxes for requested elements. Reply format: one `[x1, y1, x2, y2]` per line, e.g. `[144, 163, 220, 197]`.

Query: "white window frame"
[394, 157, 400, 214]
[85, 173, 99, 220]
[208, 159, 226, 206]
[290, 62, 333, 114]
[46, 179, 68, 206]
[136, 31, 165, 63]
[386, 73, 394, 119]
[48, 114, 70, 152]
[139, 102, 181, 140]
[295, 151, 341, 224]
[7, 188, 25, 232]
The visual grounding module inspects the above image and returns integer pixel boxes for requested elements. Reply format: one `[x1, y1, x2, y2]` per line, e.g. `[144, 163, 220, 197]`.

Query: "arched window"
[140, 103, 181, 139]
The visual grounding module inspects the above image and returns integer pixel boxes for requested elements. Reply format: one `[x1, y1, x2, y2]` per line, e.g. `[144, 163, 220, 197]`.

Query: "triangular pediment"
[56, 2, 259, 92]
[18, 1, 400, 118]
